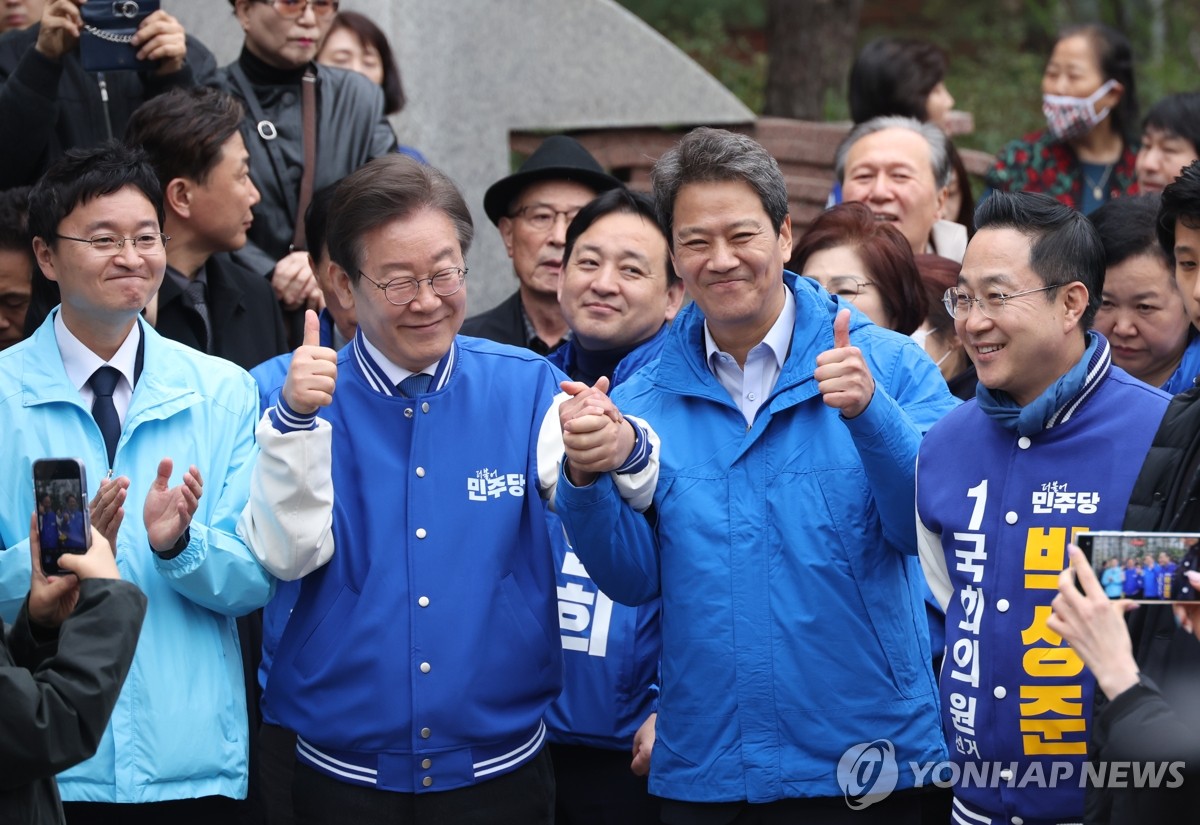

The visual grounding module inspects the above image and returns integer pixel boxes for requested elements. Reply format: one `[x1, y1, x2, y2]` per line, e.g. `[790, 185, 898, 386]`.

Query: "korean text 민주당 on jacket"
[0, 312, 275, 804]
[554, 273, 958, 803]
[240, 333, 657, 793]
[917, 334, 1169, 823]
[543, 324, 669, 750]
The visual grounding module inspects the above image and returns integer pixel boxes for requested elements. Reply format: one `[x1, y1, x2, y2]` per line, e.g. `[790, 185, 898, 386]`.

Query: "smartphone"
[33, 459, 91, 577]
[1076, 531, 1200, 603]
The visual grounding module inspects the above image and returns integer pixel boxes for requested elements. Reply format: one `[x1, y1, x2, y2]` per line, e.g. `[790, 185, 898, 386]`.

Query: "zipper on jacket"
[97, 73, 113, 140]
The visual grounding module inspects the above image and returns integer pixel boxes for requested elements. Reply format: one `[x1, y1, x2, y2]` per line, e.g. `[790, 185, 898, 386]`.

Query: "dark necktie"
[88, 365, 122, 467]
[185, 279, 211, 351]
[397, 373, 432, 398]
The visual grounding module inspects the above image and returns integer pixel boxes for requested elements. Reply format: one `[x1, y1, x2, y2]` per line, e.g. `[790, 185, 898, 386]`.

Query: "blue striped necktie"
[397, 373, 432, 397]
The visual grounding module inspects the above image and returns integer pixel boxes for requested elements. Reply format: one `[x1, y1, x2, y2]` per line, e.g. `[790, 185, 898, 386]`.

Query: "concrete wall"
[166, 0, 753, 313]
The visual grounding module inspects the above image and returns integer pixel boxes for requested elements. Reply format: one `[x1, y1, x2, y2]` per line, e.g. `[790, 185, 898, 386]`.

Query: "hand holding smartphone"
[34, 459, 92, 577]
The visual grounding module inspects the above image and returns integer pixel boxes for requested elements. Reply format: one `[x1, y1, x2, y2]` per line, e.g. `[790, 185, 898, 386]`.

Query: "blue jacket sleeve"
[152, 376, 275, 615]
[554, 465, 661, 607]
[845, 333, 959, 556]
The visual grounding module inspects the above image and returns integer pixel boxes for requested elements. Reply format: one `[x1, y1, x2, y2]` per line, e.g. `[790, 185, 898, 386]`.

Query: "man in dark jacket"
[0, 517, 147, 825]
[218, 0, 396, 341]
[0, 0, 215, 189]
[125, 86, 287, 370]
[462, 135, 620, 354]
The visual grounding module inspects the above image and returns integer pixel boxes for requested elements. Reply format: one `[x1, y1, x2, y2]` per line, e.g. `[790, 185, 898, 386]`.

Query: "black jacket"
[0, 24, 216, 189]
[1085, 386, 1200, 823]
[459, 290, 564, 355]
[0, 579, 146, 825]
[214, 52, 396, 272]
[154, 253, 288, 371]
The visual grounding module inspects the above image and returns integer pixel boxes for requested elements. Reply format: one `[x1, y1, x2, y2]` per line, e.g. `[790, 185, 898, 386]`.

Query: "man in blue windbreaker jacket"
[239, 154, 657, 825]
[0, 143, 275, 819]
[918, 192, 1170, 825]
[553, 127, 958, 824]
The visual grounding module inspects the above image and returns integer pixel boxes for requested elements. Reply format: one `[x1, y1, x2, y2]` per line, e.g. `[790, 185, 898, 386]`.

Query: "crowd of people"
[3, 3, 1200, 825]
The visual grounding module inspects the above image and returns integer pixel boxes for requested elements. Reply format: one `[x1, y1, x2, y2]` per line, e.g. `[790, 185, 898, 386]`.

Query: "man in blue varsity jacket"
[238, 154, 656, 825]
[918, 191, 1171, 825]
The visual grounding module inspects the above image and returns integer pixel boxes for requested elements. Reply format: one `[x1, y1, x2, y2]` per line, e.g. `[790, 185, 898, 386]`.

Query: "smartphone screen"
[33, 459, 91, 576]
[1076, 531, 1200, 603]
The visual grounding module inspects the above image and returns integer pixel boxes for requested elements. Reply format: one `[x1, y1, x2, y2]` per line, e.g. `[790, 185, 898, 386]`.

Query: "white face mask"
[911, 327, 952, 368]
[1043, 79, 1118, 141]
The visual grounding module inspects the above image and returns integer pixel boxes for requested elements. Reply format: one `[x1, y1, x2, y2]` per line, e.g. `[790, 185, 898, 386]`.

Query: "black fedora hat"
[483, 136, 621, 225]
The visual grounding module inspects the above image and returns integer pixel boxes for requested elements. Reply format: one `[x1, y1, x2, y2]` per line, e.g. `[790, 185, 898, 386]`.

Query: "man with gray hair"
[838, 115, 967, 262]
[552, 127, 957, 822]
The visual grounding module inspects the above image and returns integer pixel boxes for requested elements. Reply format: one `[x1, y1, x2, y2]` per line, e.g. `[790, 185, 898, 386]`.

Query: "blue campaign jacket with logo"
[544, 325, 668, 749]
[917, 340, 1169, 822]
[1161, 330, 1200, 396]
[263, 334, 564, 793]
[0, 313, 273, 803]
[555, 273, 957, 803]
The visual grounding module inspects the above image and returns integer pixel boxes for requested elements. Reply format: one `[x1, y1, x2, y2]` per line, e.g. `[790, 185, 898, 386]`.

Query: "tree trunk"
[764, 0, 865, 120]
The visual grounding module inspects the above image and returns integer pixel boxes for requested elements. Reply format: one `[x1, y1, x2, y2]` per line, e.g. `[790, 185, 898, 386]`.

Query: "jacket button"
[999, 768, 1014, 781]
[422, 402, 430, 413]
[996, 598, 1010, 612]
[420, 662, 431, 673]
[1017, 436, 1031, 449]
[418, 596, 429, 607]
[1005, 511, 1018, 524]
[422, 776, 432, 787]
[416, 467, 426, 477]
[421, 758, 431, 769]
[420, 727, 431, 738]
[416, 528, 427, 539]
[404, 408, 414, 419]
[994, 685, 1007, 699]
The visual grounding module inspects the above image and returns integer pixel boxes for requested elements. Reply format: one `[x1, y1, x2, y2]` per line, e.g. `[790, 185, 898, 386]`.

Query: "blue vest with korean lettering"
[262, 333, 564, 794]
[917, 337, 1169, 822]
[544, 325, 668, 749]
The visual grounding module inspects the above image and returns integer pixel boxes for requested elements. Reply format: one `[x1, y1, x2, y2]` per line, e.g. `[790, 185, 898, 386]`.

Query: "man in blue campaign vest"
[238, 155, 657, 825]
[918, 192, 1170, 825]
[552, 127, 957, 823]
[542, 187, 683, 824]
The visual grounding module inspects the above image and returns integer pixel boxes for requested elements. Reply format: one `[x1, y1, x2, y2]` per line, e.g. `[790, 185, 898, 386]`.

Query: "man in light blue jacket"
[0, 142, 274, 822]
[554, 127, 957, 824]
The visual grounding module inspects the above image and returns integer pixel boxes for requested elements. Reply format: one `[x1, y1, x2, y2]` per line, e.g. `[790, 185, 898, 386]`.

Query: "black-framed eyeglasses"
[359, 267, 467, 306]
[256, 0, 339, 19]
[510, 205, 582, 232]
[943, 283, 1064, 320]
[805, 274, 876, 302]
[58, 233, 169, 256]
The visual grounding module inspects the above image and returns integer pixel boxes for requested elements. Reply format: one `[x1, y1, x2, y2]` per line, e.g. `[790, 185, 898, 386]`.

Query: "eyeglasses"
[257, 0, 339, 19]
[806, 275, 876, 302]
[58, 233, 169, 255]
[359, 267, 467, 306]
[511, 205, 581, 232]
[943, 283, 1064, 320]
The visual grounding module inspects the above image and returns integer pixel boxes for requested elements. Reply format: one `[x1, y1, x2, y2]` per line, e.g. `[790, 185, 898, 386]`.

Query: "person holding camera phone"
[0, 515, 146, 825]
[0, 0, 218, 190]
[1063, 160, 1200, 824]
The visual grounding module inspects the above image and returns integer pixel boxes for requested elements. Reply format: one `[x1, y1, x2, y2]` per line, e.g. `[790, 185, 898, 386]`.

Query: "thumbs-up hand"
[282, 309, 338, 415]
[815, 309, 875, 419]
[559, 377, 635, 486]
